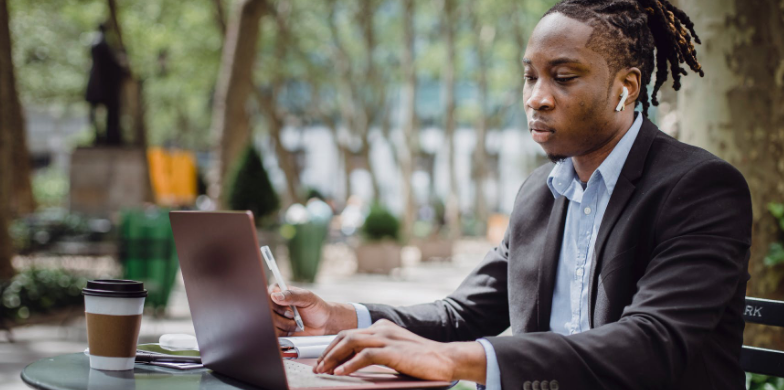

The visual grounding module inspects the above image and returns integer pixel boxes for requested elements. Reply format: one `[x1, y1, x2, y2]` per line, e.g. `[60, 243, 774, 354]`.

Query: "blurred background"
[0, 0, 782, 389]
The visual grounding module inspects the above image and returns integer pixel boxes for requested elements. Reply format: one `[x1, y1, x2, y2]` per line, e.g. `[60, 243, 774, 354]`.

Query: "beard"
[547, 153, 568, 164]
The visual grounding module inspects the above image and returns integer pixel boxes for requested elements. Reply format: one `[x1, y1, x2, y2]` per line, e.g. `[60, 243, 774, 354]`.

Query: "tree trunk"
[442, 0, 460, 240]
[209, 0, 266, 205]
[470, 7, 492, 234]
[260, 0, 301, 206]
[326, 0, 383, 203]
[400, 0, 417, 241]
[677, 0, 784, 349]
[0, 0, 18, 279]
[0, 0, 33, 217]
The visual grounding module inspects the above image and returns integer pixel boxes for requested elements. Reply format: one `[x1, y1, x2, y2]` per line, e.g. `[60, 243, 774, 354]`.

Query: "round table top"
[21, 353, 257, 390]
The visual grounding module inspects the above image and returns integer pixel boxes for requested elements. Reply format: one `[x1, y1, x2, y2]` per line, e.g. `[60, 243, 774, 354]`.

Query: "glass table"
[21, 353, 259, 390]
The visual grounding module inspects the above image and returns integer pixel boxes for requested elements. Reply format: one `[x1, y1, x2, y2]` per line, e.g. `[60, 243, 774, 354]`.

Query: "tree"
[0, 0, 12, 279]
[0, 0, 33, 218]
[399, 0, 418, 240]
[209, 0, 266, 206]
[469, 1, 495, 234]
[676, 0, 784, 348]
[255, 0, 302, 206]
[440, 0, 460, 240]
[325, 0, 388, 202]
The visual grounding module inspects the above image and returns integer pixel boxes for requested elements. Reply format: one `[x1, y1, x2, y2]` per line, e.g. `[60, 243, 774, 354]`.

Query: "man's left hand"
[313, 319, 487, 384]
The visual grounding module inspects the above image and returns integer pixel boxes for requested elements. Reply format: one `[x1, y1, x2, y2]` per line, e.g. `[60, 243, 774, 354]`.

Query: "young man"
[269, 1, 752, 389]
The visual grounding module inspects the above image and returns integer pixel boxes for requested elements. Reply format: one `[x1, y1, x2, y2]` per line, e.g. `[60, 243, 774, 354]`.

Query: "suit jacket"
[364, 117, 752, 390]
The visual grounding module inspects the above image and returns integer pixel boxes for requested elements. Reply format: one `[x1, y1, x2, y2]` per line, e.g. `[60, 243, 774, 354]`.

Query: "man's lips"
[529, 121, 554, 142]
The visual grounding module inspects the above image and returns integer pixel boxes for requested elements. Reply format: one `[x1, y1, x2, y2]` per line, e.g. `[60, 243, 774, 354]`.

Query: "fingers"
[270, 286, 317, 308]
[315, 331, 385, 374]
[333, 349, 382, 376]
[272, 311, 299, 336]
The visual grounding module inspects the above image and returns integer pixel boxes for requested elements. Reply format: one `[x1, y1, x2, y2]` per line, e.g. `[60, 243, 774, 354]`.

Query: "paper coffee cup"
[83, 280, 147, 371]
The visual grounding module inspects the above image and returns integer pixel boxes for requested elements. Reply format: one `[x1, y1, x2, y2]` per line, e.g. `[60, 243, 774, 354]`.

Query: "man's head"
[524, 0, 703, 162]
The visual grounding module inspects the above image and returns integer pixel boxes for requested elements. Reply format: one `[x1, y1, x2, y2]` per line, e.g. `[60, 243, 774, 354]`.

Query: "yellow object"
[147, 147, 197, 206]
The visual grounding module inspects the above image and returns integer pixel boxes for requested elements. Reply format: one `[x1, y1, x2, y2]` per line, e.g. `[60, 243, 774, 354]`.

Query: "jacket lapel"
[588, 117, 659, 327]
[537, 195, 569, 331]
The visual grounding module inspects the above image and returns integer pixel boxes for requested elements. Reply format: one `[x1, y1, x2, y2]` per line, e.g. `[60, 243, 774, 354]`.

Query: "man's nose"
[526, 82, 554, 111]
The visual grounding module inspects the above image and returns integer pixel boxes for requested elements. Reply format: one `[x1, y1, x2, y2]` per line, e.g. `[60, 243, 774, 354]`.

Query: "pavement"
[0, 239, 496, 390]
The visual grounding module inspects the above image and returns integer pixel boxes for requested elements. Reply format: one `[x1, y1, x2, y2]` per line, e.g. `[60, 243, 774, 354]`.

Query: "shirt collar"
[547, 111, 643, 199]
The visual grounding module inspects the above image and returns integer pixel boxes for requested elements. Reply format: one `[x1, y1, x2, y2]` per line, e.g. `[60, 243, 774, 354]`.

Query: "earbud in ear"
[615, 86, 629, 112]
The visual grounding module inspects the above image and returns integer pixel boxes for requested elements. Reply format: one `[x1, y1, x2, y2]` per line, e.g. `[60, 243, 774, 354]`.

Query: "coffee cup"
[83, 279, 147, 371]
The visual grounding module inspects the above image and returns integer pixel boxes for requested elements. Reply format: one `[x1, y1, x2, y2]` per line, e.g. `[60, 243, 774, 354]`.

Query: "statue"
[85, 23, 126, 146]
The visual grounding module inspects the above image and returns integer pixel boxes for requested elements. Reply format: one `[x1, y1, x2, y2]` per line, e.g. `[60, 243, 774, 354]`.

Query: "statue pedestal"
[69, 147, 151, 215]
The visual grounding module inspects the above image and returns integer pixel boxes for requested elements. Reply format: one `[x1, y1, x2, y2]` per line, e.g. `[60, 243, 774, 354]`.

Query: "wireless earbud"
[615, 86, 629, 112]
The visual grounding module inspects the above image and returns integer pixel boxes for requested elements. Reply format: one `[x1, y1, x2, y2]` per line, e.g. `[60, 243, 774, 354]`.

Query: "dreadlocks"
[543, 0, 703, 117]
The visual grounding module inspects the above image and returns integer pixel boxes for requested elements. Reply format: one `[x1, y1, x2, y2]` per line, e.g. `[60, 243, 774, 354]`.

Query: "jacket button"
[541, 380, 549, 390]
[532, 381, 540, 390]
[523, 381, 532, 390]
[550, 380, 559, 390]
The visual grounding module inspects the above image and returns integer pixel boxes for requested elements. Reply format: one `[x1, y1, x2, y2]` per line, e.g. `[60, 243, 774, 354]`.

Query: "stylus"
[261, 245, 305, 332]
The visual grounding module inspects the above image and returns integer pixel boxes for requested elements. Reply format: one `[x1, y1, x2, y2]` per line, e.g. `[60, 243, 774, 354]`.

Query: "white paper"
[278, 335, 337, 359]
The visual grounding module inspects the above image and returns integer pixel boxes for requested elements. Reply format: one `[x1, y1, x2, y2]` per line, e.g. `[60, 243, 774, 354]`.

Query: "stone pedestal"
[69, 147, 151, 216]
[355, 240, 402, 274]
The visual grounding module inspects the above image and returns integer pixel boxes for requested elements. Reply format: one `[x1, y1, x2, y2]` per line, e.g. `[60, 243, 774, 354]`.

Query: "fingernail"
[317, 362, 324, 372]
[284, 311, 294, 319]
[272, 292, 284, 301]
[335, 367, 344, 375]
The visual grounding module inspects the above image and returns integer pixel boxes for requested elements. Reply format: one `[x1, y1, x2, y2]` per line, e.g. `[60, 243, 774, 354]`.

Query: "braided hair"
[543, 0, 703, 117]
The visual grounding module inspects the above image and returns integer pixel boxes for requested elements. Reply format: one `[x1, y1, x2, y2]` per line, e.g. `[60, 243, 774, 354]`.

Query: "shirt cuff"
[349, 303, 373, 329]
[477, 338, 501, 390]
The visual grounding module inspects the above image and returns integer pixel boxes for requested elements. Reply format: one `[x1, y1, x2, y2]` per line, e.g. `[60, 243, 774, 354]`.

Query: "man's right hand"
[268, 285, 358, 337]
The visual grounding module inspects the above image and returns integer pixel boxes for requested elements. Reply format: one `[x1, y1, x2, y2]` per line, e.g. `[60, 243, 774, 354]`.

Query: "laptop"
[169, 211, 452, 390]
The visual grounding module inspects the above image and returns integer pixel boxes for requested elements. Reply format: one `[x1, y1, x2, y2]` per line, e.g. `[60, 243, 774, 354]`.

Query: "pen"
[261, 245, 305, 332]
[135, 351, 202, 363]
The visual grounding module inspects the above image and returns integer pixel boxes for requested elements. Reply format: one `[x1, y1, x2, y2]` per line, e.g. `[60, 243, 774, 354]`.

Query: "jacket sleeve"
[362, 226, 512, 342]
[484, 159, 752, 390]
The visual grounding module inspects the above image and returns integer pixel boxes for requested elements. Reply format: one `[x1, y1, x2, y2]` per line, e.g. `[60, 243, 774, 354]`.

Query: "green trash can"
[286, 222, 329, 283]
[119, 208, 179, 311]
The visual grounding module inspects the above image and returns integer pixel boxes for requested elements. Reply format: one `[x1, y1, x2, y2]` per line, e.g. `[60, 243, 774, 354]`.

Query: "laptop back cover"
[170, 211, 289, 390]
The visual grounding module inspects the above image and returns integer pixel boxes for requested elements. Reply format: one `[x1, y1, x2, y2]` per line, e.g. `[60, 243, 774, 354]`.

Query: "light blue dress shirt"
[351, 110, 643, 390]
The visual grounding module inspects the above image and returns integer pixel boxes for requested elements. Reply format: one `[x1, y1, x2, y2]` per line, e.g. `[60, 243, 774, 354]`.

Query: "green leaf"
[764, 242, 784, 266]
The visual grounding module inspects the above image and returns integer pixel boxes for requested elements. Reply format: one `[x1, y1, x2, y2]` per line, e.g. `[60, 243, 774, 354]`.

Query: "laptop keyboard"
[284, 360, 372, 388]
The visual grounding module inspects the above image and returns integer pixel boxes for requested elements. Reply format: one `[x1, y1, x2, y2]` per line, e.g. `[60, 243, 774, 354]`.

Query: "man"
[269, 1, 751, 389]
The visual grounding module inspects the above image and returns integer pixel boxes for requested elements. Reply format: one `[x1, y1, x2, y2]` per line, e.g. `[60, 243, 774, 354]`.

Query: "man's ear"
[621, 67, 642, 103]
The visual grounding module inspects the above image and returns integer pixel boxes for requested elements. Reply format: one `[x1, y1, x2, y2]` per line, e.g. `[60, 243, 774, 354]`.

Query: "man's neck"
[571, 112, 636, 182]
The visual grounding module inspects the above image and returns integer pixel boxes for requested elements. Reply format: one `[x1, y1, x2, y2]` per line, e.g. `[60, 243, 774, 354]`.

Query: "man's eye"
[524, 76, 536, 82]
[555, 77, 577, 83]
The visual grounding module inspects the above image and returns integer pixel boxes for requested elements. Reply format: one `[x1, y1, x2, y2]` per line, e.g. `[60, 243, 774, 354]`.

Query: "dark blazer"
[364, 117, 752, 390]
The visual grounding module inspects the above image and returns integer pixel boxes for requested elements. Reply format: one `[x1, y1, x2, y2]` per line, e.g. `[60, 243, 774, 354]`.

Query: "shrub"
[1, 268, 87, 322]
[362, 204, 399, 242]
[226, 145, 280, 226]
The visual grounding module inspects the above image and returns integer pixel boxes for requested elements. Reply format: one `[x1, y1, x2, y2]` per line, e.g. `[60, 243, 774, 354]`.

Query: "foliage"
[9, 209, 113, 253]
[362, 204, 400, 242]
[32, 167, 69, 208]
[747, 373, 784, 390]
[226, 145, 280, 226]
[765, 203, 784, 266]
[1, 268, 87, 322]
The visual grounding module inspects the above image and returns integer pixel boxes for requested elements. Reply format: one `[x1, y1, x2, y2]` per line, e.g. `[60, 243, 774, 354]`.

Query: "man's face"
[523, 12, 620, 162]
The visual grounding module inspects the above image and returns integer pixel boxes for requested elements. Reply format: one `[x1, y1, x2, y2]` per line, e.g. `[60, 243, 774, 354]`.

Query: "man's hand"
[313, 319, 488, 384]
[268, 285, 358, 336]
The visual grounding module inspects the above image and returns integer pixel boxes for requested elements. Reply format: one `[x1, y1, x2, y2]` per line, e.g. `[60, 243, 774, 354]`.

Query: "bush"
[747, 373, 784, 389]
[1, 268, 87, 322]
[362, 204, 399, 242]
[226, 145, 280, 226]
